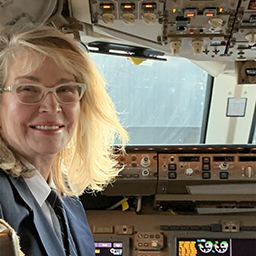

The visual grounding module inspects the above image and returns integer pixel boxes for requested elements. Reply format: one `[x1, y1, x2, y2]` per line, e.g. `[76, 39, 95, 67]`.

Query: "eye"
[56, 85, 77, 94]
[16, 85, 41, 93]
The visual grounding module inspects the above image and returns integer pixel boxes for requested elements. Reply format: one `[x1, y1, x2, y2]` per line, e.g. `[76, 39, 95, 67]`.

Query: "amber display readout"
[179, 240, 197, 256]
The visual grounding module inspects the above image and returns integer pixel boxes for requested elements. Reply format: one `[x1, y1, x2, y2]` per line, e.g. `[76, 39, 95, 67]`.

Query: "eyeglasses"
[0, 82, 86, 105]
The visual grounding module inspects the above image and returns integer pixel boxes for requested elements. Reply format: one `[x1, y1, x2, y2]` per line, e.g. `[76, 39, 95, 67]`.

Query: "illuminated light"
[184, 8, 197, 17]
[219, 7, 223, 13]
[187, 13, 195, 17]
[142, 3, 156, 10]
[206, 13, 214, 17]
[124, 4, 132, 9]
[100, 3, 114, 11]
[121, 3, 135, 11]
[189, 29, 194, 34]
[173, 8, 177, 13]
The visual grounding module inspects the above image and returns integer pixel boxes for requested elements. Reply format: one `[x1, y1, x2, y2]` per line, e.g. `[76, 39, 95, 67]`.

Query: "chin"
[36, 147, 64, 156]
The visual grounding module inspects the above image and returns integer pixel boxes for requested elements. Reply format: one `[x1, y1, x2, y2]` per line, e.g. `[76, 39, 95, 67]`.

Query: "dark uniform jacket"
[0, 170, 95, 256]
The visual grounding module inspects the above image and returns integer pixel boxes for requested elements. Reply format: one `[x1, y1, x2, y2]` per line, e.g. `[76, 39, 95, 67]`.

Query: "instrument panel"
[86, 211, 256, 256]
[83, 146, 256, 255]
[158, 153, 255, 181]
[103, 145, 256, 196]
[82, 0, 256, 62]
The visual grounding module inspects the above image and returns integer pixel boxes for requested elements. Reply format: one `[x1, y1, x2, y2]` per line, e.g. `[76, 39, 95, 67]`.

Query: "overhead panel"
[87, 0, 256, 61]
[89, 0, 164, 43]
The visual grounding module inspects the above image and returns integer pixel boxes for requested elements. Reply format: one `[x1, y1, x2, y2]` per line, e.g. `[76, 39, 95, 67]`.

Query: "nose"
[38, 92, 61, 114]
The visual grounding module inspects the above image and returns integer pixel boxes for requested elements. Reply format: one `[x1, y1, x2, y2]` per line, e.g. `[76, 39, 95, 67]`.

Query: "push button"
[202, 164, 210, 171]
[220, 172, 229, 179]
[168, 164, 177, 171]
[202, 157, 210, 163]
[168, 172, 177, 179]
[202, 172, 211, 179]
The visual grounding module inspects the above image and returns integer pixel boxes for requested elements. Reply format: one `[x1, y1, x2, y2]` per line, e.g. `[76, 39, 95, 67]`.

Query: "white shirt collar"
[20, 158, 51, 207]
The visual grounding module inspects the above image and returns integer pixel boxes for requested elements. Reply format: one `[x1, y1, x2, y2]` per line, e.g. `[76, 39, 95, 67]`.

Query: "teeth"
[34, 126, 60, 130]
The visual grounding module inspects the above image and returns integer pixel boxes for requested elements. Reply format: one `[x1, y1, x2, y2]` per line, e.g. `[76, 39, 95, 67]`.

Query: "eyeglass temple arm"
[0, 86, 11, 92]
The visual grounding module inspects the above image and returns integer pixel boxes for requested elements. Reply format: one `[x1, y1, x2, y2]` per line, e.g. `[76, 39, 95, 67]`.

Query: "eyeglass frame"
[0, 82, 86, 105]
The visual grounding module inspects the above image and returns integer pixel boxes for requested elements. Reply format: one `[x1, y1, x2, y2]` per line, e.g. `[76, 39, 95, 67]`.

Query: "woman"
[0, 25, 128, 256]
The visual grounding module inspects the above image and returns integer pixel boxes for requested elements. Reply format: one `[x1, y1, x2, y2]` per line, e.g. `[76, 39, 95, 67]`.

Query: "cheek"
[0, 98, 31, 133]
[65, 104, 80, 130]
[1, 94, 21, 116]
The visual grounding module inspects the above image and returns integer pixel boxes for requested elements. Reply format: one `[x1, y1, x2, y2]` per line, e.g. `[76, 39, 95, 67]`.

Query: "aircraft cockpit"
[0, 0, 255, 256]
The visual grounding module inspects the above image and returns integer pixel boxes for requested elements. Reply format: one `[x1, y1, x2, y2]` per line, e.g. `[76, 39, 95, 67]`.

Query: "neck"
[18, 152, 55, 182]
[32, 156, 54, 181]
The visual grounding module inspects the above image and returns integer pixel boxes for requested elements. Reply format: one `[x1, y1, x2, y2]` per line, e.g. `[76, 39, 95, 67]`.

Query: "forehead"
[6, 51, 74, 84]
[8, 51, 46, 77]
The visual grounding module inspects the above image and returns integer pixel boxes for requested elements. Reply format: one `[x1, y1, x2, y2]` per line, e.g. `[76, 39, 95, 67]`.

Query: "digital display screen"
[95, 242, 123, 256]
[179, 156, 200, 162]
[213, 156, 234, 162]
[239, 156, 256, 162]
[177, 238, 256, 256]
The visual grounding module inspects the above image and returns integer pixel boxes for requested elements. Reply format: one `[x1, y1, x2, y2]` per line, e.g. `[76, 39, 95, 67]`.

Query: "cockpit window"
[90, 53, 209, 145]
[252, 124, 256, 144]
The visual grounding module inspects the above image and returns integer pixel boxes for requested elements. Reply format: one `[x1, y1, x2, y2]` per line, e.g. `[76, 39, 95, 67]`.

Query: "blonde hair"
[0, 25, 128, 196]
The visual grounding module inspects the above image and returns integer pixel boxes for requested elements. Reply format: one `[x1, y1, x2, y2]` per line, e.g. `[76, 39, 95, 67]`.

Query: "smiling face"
[0, 52, 80, 163]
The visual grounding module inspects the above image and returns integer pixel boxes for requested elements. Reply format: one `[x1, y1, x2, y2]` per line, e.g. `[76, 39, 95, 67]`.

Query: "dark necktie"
[47, 189, 70, 255]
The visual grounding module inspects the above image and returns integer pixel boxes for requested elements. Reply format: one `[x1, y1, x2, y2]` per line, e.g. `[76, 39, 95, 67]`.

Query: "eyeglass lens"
[15, 84, 83, 104]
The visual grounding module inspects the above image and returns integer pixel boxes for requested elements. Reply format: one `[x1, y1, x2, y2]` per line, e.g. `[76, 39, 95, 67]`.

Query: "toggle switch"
[143, 13, 156, 24]
[122, 13, 135, 24]
[102, 13, 115, 24]
[170, 40, 182, 54]
[245, 33, 256, 46]
[192, 40, 203, 54]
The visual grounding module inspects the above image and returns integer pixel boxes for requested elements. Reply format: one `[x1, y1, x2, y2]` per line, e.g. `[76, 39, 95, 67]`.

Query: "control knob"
[245, 166, 253, 179]
[141, 157, 151, 167]
[185, 168, 194, 176]
[151, 241, 158, 248]
[219, 162, 228, 170]
[208, 17, 223, 31]
[245, 33, 256, 46]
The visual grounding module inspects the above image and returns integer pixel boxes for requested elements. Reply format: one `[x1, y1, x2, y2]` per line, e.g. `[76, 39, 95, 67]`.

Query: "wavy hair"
[0, 25, 128, 196]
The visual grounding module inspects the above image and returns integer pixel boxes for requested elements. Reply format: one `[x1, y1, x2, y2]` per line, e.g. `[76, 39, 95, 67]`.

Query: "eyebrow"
[57, 78, 75, 84]
[15, 75, 41, 82]
[15, 76, 74, 84]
